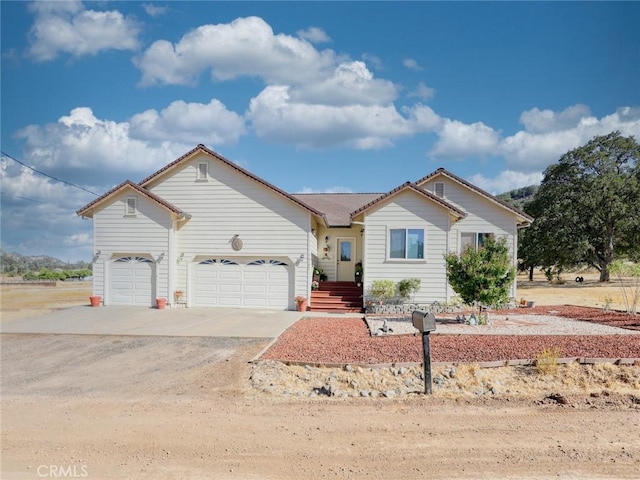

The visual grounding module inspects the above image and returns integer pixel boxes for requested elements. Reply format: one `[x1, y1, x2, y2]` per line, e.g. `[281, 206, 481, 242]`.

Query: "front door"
[336, 238, 355, 281]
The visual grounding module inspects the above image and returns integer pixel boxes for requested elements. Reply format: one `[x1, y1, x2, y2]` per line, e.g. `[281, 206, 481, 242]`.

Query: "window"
[389, 228, 425, 259]
[460, 232, 494, 252]
[434, 182, 445, 198]
[197, 162, 208, 181]
[125, 197, 137, 216]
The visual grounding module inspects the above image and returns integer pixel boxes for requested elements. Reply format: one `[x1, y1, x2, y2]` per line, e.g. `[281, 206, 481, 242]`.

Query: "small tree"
[398, 278, 421, 302]
[445, 236, 516, 314]
[610, 260, 640, 315]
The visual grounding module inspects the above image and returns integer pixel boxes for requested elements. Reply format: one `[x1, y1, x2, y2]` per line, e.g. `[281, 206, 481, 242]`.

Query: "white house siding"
[147, 153, 311, 309]
[420, 177, 520, 299]
[92, 193, 171, 305]
[363, 191, 451, 304]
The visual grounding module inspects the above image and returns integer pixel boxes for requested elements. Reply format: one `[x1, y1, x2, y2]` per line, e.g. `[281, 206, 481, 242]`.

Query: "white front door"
[336, 238, 355, 281]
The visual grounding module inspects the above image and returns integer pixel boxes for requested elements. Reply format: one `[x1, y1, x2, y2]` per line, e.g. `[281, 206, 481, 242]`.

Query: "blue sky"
[1, 1, 639, 262]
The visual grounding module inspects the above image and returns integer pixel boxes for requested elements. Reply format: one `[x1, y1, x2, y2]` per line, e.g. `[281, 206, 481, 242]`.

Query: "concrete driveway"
[0, 305, 306, 338]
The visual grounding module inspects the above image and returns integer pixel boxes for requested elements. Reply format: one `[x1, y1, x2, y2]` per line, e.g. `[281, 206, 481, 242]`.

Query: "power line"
[1, 151, 100, 197]
[0, 192, 46, 204]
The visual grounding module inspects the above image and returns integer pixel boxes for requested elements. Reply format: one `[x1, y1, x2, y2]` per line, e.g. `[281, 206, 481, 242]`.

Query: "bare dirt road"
[1, 276, 639, 479]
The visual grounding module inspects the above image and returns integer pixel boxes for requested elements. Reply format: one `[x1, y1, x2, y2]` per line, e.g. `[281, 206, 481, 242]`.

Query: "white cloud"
[519, 104, 592, 134]
[420, 104, 639, 169]
[297, 27, 331, 43]
[134, 16, 339, 86]
[15, 101, 245, 181]
[500, 106, 640, 170]
[468, 170, 544, 195]
[247, 86, 438, 150]
[429, 119, 501, 159]
[407, 82, 435, 100]
[142, 3, 168, 17]
[403, 58, 423, 71]
[27, 1, 141, 61]
[16, 107, 175, 176]
[289, 61, 398, 106]
[130, 99, 246, 145]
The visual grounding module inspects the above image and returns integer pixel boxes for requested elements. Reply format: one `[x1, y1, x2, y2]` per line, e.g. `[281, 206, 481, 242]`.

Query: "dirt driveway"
[2, 331, 639, 479]
[2, 278, 640, 479]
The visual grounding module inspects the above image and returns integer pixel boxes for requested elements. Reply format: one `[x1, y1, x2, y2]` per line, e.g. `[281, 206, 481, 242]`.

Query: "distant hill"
[497, 185, 538, 211]
[0, 250, 90, 276]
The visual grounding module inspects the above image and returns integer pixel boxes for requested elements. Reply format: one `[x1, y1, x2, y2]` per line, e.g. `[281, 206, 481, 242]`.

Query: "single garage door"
[194, 258, 290, 309]
[110, 256, 154, 306]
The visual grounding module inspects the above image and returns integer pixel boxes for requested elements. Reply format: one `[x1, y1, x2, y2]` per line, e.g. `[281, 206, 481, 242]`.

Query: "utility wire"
[1, 151, 100, 197]
[0, 192, 47, 204]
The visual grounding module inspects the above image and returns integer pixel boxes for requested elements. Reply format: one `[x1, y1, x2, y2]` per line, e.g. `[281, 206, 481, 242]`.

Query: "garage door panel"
[218, 295, 242, 306]
[244, 284, 267, 294]
[220, 269, 242, 280]
[110, 257, 153, 306]
[244, 270, 268, 281]
[194, 257, 291, 309]
[219, 284, 242, 294]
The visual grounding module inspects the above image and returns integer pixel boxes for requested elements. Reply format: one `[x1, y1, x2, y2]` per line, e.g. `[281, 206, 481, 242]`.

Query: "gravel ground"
[261, 309, 640, 365]
[366, 313, 640, 336]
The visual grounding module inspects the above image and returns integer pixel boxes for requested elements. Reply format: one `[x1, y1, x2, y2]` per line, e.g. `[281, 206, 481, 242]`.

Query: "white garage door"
[194, 258, 290, 309]
[110, 256, 154, 306]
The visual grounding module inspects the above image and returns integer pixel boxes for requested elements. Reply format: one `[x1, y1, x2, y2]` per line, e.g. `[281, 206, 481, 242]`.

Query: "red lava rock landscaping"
[261, 311, 640, 365]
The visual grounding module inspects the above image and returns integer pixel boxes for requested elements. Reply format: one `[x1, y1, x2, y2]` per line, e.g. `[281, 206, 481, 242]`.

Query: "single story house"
[77, 144, 532, 311]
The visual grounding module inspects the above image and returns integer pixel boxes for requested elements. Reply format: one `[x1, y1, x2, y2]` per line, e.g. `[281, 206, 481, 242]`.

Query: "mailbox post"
[412, 310, 436, 395]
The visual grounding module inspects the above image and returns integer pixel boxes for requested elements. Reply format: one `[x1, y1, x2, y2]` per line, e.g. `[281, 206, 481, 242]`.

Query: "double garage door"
[194, 258, 291, 309]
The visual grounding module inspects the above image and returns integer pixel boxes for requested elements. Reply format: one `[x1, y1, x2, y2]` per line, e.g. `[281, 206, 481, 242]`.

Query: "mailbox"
[412, 310, 436, 333]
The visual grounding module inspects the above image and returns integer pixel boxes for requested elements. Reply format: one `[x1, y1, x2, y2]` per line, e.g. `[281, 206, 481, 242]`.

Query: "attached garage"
[110, 256, 155, 306]
[193, 258, 291, 309]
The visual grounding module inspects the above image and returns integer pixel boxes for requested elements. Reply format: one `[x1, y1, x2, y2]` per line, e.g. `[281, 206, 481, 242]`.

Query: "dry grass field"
[2, 273, 639, 479]
[517, 270, 633, 310]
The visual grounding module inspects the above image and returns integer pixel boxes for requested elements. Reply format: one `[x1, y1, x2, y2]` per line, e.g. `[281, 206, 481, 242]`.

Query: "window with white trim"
[389, 228, 425, 260]
[434, 182, 445, 198]
[460, 232, 494, 252]
[125, 197, 137, 216]
[197, 162, 208, 181]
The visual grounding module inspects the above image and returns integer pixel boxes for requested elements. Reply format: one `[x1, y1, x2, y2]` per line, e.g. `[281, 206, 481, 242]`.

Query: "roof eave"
[350, 182, 467, 220]
[140, 144, 324, 220]
[417, 168, 534, 223]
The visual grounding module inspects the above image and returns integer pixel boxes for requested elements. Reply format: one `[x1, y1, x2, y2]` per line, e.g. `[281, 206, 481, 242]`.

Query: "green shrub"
[369, 280, 396, 303]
